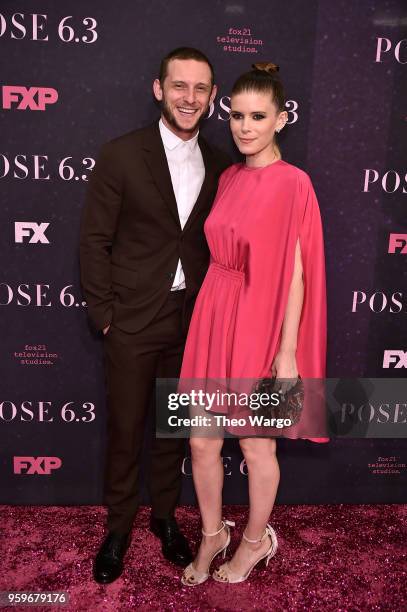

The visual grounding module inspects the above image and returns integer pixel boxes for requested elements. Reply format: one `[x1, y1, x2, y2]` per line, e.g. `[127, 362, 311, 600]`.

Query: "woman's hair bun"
[251, 62, 279, 74]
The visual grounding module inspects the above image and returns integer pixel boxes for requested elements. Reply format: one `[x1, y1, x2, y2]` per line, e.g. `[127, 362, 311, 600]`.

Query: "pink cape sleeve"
[297, 173, 329, 443]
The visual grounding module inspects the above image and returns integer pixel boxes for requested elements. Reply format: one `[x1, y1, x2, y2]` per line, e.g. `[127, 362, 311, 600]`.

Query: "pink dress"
[180, 161, 329, 443]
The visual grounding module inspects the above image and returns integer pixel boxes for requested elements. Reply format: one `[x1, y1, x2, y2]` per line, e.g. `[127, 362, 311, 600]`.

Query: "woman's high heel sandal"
[181, 519, 235, 586]
[212, 523, 278, 584]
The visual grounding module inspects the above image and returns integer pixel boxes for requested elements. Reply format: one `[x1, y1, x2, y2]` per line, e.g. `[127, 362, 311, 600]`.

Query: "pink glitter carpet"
[0, 504, 406, 611]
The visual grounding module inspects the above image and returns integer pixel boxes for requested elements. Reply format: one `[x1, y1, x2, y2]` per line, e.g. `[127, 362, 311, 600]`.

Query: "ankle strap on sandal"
[242, 524, 271, 544]
[202, 519, 235, 537]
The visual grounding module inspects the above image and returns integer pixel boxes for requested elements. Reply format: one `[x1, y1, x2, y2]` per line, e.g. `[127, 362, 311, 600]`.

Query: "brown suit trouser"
[103, 290, 187, 534]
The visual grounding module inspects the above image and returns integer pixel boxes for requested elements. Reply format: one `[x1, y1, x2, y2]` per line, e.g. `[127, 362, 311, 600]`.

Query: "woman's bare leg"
[187, 434, 228, 573]
[224, 437, 279, 576]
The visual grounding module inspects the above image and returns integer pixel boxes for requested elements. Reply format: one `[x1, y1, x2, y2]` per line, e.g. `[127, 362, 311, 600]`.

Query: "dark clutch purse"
[251, 375, 304, 425]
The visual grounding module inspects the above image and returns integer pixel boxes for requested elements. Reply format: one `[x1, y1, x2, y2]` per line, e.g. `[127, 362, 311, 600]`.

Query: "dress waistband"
[209, 262, 245, 281]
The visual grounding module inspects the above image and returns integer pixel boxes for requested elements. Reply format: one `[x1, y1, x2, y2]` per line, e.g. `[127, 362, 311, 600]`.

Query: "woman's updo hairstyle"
[231, 62, 285, 113]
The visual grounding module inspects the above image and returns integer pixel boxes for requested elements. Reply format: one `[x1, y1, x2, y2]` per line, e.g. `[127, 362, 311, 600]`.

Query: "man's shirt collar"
[159, 118, 199, 152]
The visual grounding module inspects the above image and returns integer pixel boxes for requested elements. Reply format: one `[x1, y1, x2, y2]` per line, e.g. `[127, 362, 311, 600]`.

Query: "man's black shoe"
[93, 531, 131, 584]
[150, 516, 193, 567]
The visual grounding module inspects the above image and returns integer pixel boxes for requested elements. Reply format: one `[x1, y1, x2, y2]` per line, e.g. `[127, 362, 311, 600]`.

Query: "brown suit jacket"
[79, 121, 231, 333]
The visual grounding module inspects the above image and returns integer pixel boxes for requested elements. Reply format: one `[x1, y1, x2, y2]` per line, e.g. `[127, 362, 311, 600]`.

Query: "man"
[79, 47, 231, 584]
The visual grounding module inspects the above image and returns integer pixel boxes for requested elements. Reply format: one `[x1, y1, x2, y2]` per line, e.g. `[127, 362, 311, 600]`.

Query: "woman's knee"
[239, 437, 276, 464]
[189, 437, 223, 462]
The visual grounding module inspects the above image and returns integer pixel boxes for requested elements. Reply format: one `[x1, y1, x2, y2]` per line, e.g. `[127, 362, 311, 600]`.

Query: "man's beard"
[161, 96, 209, 135]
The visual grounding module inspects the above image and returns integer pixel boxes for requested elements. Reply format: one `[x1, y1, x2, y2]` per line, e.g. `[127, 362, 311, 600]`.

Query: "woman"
[179, 63, 328, 585]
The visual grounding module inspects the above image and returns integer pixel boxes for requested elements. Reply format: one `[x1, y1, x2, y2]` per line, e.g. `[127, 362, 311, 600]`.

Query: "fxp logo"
[2, 85, 58, 111]
[13, 456, 62, 474]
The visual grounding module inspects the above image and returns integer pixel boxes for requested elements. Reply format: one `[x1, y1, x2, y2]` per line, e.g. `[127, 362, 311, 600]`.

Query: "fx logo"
[383, 350, 407, 368]
[2, 85, 58, 110]
[388, 234, 407, 254]
[15, 222, 50, 244]
[13, 456, 62, 474]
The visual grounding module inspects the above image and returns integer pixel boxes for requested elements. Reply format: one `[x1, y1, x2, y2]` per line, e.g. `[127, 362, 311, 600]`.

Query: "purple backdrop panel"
[0, 0, 406, 504]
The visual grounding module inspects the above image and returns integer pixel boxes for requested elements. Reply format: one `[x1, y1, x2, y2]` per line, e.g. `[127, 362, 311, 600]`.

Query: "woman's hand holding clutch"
[251, 350, 304, 425]
[271, 349, 298, 397]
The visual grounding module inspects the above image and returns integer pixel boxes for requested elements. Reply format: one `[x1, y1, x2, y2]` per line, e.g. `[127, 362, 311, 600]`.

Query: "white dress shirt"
[159, 118, 205, 290]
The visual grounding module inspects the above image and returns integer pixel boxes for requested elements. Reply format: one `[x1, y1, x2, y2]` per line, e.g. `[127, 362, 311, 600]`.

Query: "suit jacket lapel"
[141, 122, 181, 227]
[141, 121, 216, 232]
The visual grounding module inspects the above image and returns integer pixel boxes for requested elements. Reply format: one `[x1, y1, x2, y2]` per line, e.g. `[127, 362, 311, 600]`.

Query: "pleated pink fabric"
[180, 161, 329, 443]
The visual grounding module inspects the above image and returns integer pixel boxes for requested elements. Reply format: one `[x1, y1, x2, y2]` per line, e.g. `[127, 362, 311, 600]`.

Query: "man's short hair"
[159, 47, 214, 87]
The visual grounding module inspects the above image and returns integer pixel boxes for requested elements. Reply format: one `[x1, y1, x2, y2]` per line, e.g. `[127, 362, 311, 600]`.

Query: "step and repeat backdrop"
[1, 0, 406, 506]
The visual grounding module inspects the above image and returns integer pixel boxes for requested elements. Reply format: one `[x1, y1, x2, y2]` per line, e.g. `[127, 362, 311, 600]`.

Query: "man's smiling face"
[153, 58, 217, 141]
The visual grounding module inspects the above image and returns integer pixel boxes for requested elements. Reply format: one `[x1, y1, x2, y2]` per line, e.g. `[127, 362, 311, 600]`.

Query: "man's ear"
[209, 84, 218, 105]
[153, 78, 163, 102]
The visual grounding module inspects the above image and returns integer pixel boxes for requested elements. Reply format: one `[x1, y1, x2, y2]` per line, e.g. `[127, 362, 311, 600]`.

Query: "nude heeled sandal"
[181, 519, 235, 586]
[212, 523, 278, 584]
